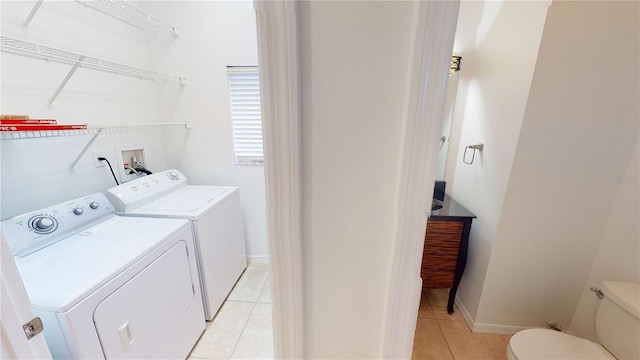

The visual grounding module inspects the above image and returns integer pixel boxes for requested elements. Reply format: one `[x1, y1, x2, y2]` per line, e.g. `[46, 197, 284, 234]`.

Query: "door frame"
[1, 234, 52, 359]
[254, 1, 304, 358]
[382, 1, 460, 357]
[255, 1, 459, 358]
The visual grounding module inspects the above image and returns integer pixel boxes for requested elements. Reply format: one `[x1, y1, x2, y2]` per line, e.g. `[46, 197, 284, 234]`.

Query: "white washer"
[106, 169, 248, 321]
[1, 193, 205, 359]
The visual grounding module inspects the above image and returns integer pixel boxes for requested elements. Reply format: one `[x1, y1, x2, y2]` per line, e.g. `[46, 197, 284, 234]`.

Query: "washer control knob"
[167, 171, 179, 180]
[33, 217, 55, 231]
[73, 207, 84, 215]
[89, 202, 99, 209]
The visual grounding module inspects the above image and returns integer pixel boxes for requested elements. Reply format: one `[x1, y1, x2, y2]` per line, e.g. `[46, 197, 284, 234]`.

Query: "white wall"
[0, 1, 267, 259]
[0, 1, 176, 218]
[297, 1, 415, 357]
[476, 0, 639, 330]
[445, 1, 484, 189]
[138, 1, 266, 259]
[570, 141, 640, 340]
[446, 0, 550, 322]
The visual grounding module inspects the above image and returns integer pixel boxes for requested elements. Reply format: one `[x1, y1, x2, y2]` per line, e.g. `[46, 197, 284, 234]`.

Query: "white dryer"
[1, 193, 205, 359]
[106, 169, 248, 320]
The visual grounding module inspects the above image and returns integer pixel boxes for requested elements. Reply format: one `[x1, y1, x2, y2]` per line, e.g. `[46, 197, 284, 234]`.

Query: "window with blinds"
[227, 66, 263, 166]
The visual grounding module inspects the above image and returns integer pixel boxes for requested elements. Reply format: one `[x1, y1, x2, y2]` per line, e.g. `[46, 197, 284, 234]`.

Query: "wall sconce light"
[450, 55, 462, 73]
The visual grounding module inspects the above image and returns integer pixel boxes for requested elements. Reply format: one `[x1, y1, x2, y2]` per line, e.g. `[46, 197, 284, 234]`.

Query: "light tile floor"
[189, 263, 274, 360]
[413, 289, 511, 360]
[190, 271, 509, 360]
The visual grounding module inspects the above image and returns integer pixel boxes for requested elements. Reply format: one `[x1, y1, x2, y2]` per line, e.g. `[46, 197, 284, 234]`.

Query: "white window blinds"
[227, 66, 263, 165]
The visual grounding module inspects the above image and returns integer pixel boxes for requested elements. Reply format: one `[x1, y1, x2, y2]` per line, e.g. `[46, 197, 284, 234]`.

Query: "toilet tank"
[595, 281, 640, 360]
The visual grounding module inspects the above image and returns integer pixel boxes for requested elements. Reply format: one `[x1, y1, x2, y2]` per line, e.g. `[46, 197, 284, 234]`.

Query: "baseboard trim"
[454, 298, 524, 335]
[472, 323, 525, 335]
[454, 297, 475, 330]
[246, 256, 270, 265]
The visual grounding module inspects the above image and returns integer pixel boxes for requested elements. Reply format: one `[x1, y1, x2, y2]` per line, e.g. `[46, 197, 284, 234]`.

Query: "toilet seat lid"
[509, 329, 615, 360]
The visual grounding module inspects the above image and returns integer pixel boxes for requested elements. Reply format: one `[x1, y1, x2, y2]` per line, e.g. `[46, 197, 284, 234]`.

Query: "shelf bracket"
[48, 56, 85, 109]
[69, 127, 103, 173]
[22, 0, 44, 32]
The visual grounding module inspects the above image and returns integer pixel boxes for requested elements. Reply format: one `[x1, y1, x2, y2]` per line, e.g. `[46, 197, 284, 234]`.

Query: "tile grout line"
[256, 274, 271, 303]
[229, 271, 270, 359]
[229, 300, 258, 359]
[192, 264, 271, 360]
[435, 317, 458, 360]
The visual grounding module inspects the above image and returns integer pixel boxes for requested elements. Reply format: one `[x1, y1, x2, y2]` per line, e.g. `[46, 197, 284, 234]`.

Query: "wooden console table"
[422, 194, 475, 314]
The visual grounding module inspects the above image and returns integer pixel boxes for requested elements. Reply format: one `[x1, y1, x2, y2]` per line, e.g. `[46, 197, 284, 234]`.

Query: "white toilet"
[507, 281, 640, 360]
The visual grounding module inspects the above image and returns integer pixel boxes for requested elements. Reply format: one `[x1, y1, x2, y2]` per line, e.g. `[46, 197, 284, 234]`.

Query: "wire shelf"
[22, 0, 179, 34]
[0, 122, 188, 140]
[1, 36, 185, 84]
[1, 36, 185, 108]
[75, 0, 179, 34]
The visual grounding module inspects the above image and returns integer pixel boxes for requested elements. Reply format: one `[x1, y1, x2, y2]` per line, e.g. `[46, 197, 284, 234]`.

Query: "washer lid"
[129, 185, 237, 220]
[509, 329, 614, 360]
[14, 216, 190, 312]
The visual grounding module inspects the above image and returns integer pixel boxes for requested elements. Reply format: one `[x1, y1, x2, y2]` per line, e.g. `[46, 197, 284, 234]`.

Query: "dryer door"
[93, 241, 196, 359]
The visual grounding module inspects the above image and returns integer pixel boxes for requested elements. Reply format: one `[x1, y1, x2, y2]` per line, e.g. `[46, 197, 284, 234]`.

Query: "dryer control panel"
[2, 193, 115, 257]
[106, 169, 187, 212]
